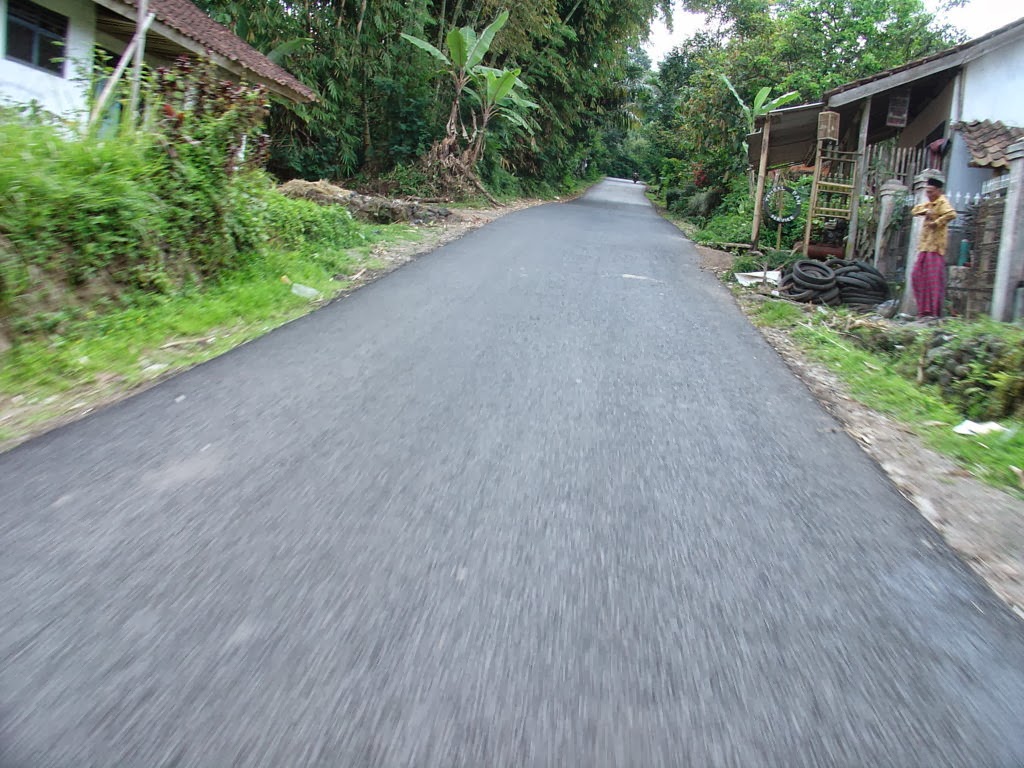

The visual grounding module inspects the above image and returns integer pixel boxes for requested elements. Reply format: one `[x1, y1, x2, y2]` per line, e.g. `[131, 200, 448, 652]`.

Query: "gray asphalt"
[2, 178, 1023, 767]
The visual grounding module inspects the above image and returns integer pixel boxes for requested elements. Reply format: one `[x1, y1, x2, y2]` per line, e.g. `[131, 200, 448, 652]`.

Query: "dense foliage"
[0, 59, 363, 341]
[192, 0, 673, 193]
[626, 0, 964, 245]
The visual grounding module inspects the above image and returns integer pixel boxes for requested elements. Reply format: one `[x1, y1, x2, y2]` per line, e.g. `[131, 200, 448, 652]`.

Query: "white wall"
[946, 135, 993, 199]
[0, 0, 95, 117]
[960, 35, 1024, 125]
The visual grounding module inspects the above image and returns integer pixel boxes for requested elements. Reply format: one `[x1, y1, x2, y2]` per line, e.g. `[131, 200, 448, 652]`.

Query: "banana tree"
[721, 75, 799, 139]
[401, 10, 511, 150]
[400, 10, 538, 199]
[721, 75, 799, 192]
[466, 66, 538, 165]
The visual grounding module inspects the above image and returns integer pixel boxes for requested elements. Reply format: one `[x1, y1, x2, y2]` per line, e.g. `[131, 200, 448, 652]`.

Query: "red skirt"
[912, 251, 946, 317]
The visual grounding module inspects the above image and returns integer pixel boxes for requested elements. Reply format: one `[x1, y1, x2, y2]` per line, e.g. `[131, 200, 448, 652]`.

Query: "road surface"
[2, 179, 1023, 767]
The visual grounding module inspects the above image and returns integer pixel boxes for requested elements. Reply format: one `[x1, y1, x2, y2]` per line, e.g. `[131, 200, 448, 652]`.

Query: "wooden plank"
[827, 52, 970, 107]
[803, 141, 824, 254]
[126, 0, 148, 128]
[846, 97, 871, 259]
[750, 114, 773, 248]
[87, 12, 155, 130]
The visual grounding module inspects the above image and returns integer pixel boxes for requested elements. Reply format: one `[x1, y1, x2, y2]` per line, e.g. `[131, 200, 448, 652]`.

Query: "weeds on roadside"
[751, 300, 1024, 494]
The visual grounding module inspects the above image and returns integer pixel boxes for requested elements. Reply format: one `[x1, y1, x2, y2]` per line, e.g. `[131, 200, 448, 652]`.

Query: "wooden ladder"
[802, 144, 859, 254]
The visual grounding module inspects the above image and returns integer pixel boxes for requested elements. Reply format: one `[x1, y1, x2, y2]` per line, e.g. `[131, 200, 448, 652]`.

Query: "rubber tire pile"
[777, 259, 890, 310]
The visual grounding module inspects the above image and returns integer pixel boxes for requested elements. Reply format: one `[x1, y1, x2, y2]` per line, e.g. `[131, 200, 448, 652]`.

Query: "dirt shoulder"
[696, 245, 1024, 617]
[0, 199, 546, 453]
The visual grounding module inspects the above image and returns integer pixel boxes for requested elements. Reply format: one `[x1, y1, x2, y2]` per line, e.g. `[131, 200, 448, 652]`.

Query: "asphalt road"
[2, 178, 1023, 767]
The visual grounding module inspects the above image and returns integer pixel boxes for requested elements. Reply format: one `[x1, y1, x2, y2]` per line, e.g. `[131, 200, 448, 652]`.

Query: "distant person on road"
[632, 171, 639, 184]
[910, 177, 956, 318]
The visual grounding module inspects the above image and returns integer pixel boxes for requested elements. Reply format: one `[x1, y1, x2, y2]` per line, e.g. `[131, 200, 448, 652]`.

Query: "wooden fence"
[863, 144, 931, 192]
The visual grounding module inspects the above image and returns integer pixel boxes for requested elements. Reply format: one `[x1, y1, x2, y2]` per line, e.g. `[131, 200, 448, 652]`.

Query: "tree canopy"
[193, 0, 673, 191]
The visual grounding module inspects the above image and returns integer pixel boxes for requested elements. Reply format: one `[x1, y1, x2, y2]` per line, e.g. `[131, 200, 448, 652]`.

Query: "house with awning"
[747, 14, 1024, 320]
[0, 0, 315, 118]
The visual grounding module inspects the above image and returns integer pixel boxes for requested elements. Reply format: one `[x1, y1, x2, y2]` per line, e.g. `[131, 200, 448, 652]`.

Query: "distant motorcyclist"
[632, 171, 639, 184]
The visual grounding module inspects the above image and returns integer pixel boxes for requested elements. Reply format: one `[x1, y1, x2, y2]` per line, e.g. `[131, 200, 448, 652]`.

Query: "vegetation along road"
[2, 179, 1023, 766]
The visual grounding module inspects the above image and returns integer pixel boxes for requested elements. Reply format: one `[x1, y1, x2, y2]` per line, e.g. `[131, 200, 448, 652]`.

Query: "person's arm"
[911, 202, 929, 216]
[931, 197, 956, 226]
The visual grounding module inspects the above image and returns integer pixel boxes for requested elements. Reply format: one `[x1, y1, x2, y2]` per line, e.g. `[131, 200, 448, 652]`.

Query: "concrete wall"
[946, 136, 993, 198]
[0, 0, 95, 117]
[900, 80, 954, 149]
[960, 36, 1024, 125]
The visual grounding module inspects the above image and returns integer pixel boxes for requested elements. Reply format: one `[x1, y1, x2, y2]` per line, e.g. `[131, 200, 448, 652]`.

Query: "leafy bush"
[664, 187, 685, 211]
[0, 58, 364, 342]
[840, 317, 1024, 420]
[683, 189, 722, 219]
[920, 324, 1024, 420]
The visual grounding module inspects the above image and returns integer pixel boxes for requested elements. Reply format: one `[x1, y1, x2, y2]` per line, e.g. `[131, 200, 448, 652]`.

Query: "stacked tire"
[825, 259, 890, 311]
[777, 260, 840, 306]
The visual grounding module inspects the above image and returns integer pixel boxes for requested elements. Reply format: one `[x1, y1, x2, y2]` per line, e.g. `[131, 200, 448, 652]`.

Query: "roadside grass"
[0, 223, 419, 441]
[750, 300, 1024, 495]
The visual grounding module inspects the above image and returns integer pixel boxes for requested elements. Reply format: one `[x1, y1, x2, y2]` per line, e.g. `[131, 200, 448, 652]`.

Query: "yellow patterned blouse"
[911, 194, 957, 255]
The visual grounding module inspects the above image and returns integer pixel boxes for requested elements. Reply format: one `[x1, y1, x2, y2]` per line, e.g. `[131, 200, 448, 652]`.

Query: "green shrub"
[0, 57, 367, 342]
[665, 187, 685, 211]
[683, 188, 722, 219]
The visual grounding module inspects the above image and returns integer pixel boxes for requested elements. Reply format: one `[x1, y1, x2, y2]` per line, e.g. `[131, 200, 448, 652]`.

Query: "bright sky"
[643, 0, 1024, 66]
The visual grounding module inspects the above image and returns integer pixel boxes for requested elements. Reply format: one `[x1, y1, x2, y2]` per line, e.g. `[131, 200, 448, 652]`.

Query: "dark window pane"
[38, 30, 63, 73]
[9, 0, 67, 37]
[5, 18, 36, 65]
[5, 0, 68, 75]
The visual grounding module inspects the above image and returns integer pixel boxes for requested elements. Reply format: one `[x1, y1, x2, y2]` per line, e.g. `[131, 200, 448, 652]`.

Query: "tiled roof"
[124, 0, 316, 102]
[952, 120, 1024, 168]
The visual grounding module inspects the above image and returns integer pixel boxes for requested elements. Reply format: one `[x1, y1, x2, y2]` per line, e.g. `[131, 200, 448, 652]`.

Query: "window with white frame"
[5, 0, 68, 76]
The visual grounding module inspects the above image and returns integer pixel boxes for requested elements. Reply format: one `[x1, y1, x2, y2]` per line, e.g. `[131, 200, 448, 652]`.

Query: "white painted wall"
[946, 135, 993, 199]
[960, 35, 1024, 125]
[0, 0, 95, 117]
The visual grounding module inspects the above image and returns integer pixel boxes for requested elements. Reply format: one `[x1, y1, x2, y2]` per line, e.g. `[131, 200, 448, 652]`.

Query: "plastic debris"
[280, 274, 321, 300]
[953, 420, 1007, 436]
[734, 271, 781, 286]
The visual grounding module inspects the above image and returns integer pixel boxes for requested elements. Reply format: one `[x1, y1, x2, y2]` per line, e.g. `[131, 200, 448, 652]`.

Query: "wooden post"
[845, 96, 871, 260]
[127, 0, 149, 129]
[750, 115, 773, 249]
[803, 142, 823, 255]
[87, 11, 155, 131]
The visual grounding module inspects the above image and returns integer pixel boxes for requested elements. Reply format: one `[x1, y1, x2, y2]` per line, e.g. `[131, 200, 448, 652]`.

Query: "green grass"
[751, 301, 1024, 495]
[0, 223, 416, 421]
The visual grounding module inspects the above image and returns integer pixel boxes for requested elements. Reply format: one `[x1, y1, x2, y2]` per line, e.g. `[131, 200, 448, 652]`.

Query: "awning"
[747, 102, 824, 168]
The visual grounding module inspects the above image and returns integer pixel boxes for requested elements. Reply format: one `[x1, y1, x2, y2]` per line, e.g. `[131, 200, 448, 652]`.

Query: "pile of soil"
[279, 179, 453, 224]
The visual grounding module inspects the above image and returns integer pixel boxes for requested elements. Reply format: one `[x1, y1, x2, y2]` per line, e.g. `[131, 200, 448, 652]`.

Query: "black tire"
[841, 294, 884, 306]
[843, 267, 888, 287]
[794, 275, 837, 292]
[856, 274, 889, 292]
[816, 286, 841, 303]
[839, 286, 886, 298]
[833, 265, 863, 276]
[852, 261, 885, 280]
[793, 259, 836, 287]
[783, 288, 815, 302]
[836, 274, 876, 291]
[824, 259, 852, 271]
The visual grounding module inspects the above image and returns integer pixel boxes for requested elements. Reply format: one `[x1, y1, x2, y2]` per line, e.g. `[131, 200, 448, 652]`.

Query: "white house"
[0, 0, 315, 118]
[747, 15, 1024, 320]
